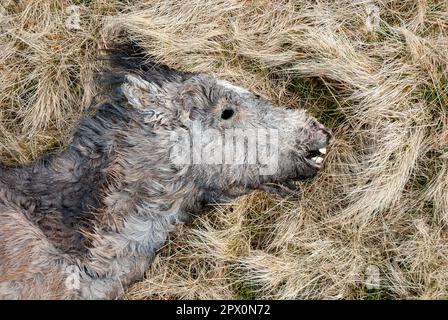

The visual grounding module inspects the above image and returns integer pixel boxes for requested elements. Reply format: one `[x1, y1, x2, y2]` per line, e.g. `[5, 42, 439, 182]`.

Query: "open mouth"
[305, 147, 327, 168]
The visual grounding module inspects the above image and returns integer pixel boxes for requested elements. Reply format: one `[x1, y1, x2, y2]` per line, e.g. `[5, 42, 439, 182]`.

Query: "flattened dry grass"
[1, 0, 447, 299]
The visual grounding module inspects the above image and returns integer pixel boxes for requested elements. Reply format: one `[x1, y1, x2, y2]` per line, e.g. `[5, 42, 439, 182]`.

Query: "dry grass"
[1, 0, 447, 299]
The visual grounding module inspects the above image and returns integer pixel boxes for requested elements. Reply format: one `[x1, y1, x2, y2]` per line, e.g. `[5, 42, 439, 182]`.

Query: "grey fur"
[0, 43, 332, 299]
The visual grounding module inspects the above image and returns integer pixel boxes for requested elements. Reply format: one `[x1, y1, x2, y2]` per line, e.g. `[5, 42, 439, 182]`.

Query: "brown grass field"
[1, 0, 447, 299]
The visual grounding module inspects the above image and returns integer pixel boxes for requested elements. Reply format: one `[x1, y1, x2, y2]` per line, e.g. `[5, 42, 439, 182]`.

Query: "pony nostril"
[308, 119, 333, 145]
[309, 119, 323, 131]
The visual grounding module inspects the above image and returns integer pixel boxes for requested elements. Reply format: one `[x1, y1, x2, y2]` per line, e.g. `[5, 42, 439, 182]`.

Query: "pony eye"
[221, 108, 235, 120]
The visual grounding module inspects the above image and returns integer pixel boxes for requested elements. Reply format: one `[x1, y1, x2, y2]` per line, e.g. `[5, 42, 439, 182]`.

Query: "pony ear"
[121, 74, 161, 110]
